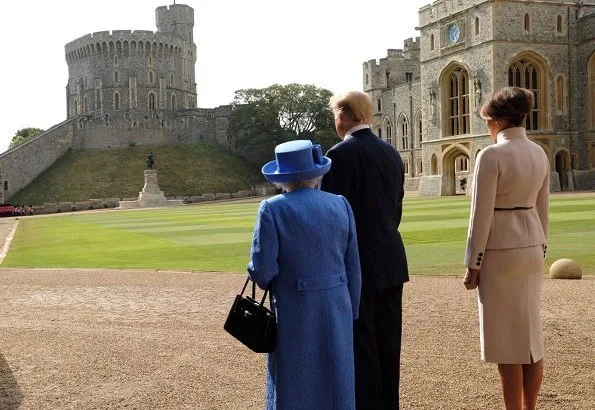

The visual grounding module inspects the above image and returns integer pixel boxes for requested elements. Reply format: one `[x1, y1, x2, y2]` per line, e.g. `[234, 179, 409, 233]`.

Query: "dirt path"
[0, 269, 593, 409]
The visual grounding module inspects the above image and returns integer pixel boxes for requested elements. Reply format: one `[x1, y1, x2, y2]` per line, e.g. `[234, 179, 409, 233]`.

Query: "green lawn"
[3, 193, 594, 276]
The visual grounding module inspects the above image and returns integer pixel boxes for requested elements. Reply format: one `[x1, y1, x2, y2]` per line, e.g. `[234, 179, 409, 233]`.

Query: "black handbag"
[224, 277, 276, 353]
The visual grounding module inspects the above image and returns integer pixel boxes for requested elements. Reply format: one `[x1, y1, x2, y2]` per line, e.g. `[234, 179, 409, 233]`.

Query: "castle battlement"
[419, 0, 488, 27]
[65, 29, 194, 65]
[404, 36, 420, 52]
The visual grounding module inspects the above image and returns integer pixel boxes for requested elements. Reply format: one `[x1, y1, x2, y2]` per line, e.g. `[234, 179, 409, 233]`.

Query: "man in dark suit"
[321, 91, 409, 410]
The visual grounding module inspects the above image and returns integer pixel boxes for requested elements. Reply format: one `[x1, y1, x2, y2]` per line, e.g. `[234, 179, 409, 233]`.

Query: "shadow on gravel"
[0, 353, 22, 409]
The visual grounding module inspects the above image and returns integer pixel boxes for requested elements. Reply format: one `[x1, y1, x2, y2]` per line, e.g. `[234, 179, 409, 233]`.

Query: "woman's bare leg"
[498, 364, 523, 410]
[521, 360, 543, 410]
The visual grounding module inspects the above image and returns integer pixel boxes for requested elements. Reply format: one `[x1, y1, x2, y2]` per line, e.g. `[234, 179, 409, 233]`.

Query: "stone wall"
[29, 187, 272, 215]
[0, 119, 75, 202]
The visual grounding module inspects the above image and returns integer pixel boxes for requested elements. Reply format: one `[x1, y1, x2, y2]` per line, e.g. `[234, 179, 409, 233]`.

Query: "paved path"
[0, 217, 18, 262]
[0, 217, 17, 244]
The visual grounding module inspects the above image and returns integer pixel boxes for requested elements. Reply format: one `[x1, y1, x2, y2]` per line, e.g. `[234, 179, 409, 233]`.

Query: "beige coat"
[465, 127, 549, 268]
[465, 126, 550, 363]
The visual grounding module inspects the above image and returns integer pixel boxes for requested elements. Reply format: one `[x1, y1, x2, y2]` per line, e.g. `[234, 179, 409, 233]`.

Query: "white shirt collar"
[344, 124, 370, 141]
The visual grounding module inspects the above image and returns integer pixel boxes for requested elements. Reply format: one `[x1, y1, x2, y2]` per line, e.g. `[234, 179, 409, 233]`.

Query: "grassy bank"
[9, 144, 265, 205]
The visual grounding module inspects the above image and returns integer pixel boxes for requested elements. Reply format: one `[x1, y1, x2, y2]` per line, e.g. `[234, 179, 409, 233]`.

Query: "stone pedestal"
[119, 170, 183, 209]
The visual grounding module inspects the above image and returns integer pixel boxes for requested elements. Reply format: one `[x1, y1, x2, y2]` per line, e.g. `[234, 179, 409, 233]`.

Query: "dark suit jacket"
[321, 128, 409, 291]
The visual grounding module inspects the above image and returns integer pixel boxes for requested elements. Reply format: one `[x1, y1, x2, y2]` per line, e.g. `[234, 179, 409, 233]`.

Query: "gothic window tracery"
[397, 113, 410, 150]
[508, 57, 546, 130]
[414, 110, 422, 147]
[443, 65, 470, 136]
[383, 117, 393, 146]
[148, 93, 156, 110]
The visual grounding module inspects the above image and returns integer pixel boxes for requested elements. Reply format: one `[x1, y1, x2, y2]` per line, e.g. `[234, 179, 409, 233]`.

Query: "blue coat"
[248, 187, 361, 410]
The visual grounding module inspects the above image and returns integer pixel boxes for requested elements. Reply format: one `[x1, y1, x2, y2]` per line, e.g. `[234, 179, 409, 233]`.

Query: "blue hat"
[262, 140, 331, 183]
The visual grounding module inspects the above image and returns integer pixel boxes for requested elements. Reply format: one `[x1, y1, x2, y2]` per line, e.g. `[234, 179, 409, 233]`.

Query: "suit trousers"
[354, 284, 403, 410]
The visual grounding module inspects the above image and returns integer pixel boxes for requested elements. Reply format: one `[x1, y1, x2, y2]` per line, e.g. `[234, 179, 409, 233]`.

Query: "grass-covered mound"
[10, 144, 265, 205]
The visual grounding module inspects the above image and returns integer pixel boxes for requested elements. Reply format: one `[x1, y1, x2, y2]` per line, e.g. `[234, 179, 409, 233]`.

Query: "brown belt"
[494, 207, 533, 211]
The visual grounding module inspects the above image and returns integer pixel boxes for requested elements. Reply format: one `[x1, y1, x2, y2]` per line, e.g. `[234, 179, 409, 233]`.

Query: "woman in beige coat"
[464, 87, 549, 410]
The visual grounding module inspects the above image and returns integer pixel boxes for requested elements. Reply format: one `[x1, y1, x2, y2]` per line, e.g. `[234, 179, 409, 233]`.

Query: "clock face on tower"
[447, 23, 461, 44]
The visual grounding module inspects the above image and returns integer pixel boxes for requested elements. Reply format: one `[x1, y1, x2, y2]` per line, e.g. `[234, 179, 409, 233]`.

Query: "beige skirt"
[477, 246, 544, 364]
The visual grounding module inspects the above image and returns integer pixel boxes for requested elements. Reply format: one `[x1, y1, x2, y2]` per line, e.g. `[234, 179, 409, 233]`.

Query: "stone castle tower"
[366, 0, 595, 195]
[0, 4, 231, 201]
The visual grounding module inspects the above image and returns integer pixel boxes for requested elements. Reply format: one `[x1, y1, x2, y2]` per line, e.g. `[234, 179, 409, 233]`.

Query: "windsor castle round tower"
[0, 4, 230, 202]
[64, 3, 229, 150]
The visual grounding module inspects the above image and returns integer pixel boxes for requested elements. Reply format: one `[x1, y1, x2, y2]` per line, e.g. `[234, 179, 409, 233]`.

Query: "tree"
[9, 127, 44, 149]
[228, 84, 337, 165]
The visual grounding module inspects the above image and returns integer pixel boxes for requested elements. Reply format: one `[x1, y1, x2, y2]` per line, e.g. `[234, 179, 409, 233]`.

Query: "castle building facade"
[365, 0, 595, 195]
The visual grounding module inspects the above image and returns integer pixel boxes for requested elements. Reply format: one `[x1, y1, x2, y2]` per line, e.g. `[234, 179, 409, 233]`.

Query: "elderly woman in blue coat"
[248, 140, 362, 410]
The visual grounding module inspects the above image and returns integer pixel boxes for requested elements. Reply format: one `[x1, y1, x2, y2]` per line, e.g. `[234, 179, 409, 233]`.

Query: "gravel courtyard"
[0, 269, 593, 409]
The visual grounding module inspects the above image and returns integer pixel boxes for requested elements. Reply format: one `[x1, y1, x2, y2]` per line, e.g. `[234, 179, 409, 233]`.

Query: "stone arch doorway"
[442, 145, 470, 195]
[555, 150, 570, 191]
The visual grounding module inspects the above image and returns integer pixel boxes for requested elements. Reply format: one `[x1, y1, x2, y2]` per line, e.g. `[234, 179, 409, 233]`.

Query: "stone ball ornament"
[549, 258, 582, 279]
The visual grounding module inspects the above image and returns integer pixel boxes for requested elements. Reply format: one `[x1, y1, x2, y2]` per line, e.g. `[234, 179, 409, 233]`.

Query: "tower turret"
[156, 4, 194, 42]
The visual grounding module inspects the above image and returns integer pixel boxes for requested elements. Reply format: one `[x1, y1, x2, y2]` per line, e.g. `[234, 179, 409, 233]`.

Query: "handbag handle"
[241, 277, 270, 306]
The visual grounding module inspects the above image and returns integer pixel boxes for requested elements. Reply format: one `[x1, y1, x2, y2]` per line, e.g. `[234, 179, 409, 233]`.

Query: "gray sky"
[0, 0, 428, 151]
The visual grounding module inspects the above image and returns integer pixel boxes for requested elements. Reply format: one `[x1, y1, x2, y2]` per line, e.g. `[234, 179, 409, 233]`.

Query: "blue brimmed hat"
[262, 140, 331, 183]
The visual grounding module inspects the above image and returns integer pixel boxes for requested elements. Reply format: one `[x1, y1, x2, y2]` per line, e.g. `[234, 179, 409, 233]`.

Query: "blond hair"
[329, 91, 373, 125]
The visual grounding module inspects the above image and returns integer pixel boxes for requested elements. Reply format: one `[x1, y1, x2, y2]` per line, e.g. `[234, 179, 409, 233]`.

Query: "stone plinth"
[550, 259, 582, 279]
[119, 170, 183, 209]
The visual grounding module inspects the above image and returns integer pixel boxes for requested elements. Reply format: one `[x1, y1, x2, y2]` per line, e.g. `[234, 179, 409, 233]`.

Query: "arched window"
[524, 13, 530, 31]
[114, 71, 119, 83]
[377, 98, 382, 112]
[508, 55, 547, 130]
[414, 110, 422, 147]
[455, 155, 469, 172]
[430, 34, 435, 51]
[443, 65, 470, 136]
[114, 92, 120, 110]
[83, 96, 88, 113]
[397, 113, 410, 150]
[148, 93, 156, 110]
[149, 70, 154, 84]
[149, 56, 153, 66]
[73, 98, 78, 115]
[171, 94, 176, 111]
[588, 53, 595, 130]
[431, 154, 438, 175]
[556, 76, 564, 112]
[383, 117, 393, 146]
[114, 55, 118, 66]
[556, 15, 562, 33]
[475, 17, 480, 36]
[170, 74, 174, 86]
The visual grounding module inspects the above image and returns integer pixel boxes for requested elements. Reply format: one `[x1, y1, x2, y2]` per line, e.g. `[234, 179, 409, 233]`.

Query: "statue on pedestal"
[146, 152, 155, 170]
